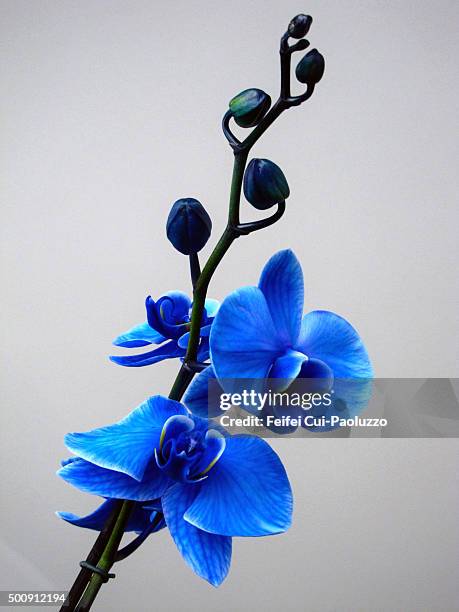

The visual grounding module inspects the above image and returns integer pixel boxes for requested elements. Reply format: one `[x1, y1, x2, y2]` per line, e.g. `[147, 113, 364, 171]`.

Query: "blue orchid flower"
[110, 292, 219, 367]
[58, 395, 292, 586]
[184, 249, 372, 429]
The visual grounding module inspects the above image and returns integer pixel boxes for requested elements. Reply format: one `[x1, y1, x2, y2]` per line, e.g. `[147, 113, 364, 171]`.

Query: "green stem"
[63, 108, 284, 612]
[187, 151, 249, 360]
[63, 149, 252, 611]
[240, 100, 285, 151]
[168, 364, 195, 401]
[75, 171, 250, 594]
[75, 501, 134, 612]
[60, 500, 123, 611]
[188, 252, 201, 291]
[228, 151, 248, 226]
[168, 148, 249, 402]
[63, 25, 303, 608]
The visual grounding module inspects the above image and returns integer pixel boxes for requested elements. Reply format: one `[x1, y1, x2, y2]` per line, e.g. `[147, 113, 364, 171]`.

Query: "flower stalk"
[60, 14, 323, 610]
[74, 501, 134, 612]
[61, 500, 123, 611]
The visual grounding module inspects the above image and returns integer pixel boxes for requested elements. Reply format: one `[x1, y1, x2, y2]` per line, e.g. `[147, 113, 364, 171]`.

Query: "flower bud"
[295, 49, 325, 86]
[288, 14, 312, 39]
[229, 88, 271, 128]
[243, 159, 290, 211]
[166, 198, 212, 255]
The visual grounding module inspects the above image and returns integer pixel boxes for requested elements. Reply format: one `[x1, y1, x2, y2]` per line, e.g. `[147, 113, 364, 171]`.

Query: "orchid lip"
[156, 415, 226, 484]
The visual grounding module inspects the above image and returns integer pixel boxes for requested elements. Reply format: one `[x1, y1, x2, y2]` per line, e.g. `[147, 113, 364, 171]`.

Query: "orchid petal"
[269, 349, 308, 386]
[184, 366, 223, 418]
[58, 458, 170, 501]
[204, 298, 220, 318]
[162, 483, 232, 586]
[157, 291, 191, 324]
[112, 322, 165, 348]
[302, 378, 373, 432]
[184, 436, 292, 537]
[57, 498, 165, 534]
[295, 310, 373, 378]
[177, 324, 211, 350]
[210, 286, 283, 381]
[258, 249, 304, 345]
[197, 337, 210, 362]
[146, 292, 191, 339]
[109, 340, 184, 367]
[65, 395, 187, 480]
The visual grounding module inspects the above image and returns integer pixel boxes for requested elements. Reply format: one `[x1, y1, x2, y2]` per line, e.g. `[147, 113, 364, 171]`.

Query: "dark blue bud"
[229, 88, 271, 128]
[166, 198, 212, 255]
[288, 14, 312, 39]
[243, 159, 290, 211]
[295, 49, 325, 86]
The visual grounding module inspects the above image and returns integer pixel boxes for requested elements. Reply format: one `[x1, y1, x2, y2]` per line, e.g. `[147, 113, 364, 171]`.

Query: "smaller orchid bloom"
[184, 249, 372, 429]
[110, 292, 219, 367]
[58, 395, 292, 586]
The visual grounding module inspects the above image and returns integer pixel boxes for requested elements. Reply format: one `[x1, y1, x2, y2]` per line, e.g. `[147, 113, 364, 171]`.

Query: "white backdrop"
[1, 1, 458, 610]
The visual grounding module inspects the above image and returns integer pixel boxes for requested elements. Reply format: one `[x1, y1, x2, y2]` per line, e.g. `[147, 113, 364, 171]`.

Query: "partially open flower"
[110, 291, 219, 368]
[243, 158, 290, 210]
[166, 198, 212, 255]
[295, 49, 325, 86]
[229, 88, 271, 128]
[288, 14, 312, 39]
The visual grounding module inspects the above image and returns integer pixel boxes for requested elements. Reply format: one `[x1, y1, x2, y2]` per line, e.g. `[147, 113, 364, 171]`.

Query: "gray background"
[1, 1, 459, 610]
